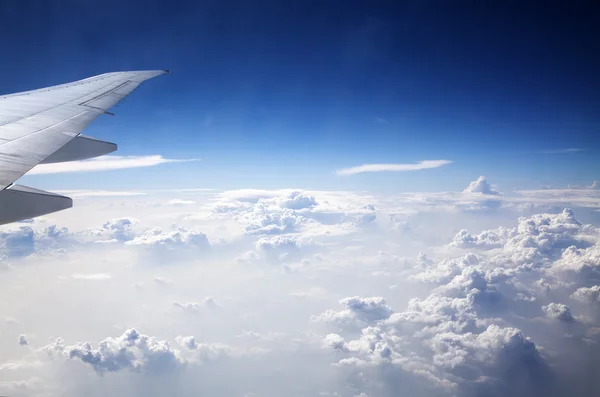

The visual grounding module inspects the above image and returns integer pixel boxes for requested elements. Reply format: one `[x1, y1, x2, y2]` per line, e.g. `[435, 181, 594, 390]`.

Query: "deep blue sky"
[1, 0, 599, 191]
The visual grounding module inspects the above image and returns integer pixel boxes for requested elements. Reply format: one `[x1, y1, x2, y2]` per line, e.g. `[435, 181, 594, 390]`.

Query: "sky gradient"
[1, 0, 598, 192]
[2, 3, 600, 397]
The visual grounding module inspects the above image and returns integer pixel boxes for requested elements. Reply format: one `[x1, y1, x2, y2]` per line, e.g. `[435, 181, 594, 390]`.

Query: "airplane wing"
[0, 70, 169, 225]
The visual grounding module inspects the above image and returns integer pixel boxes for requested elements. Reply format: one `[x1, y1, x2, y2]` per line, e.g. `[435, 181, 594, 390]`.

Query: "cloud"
[542, 302, 575, 323]
[244, 211, 304, 236]
[172, 301, 202, 312]
[315, 208, 600, 396]
[2, 188, 600, 397]
[203, 296, 219, 309]
[568, 180, 600, 190]
[125, 227, 210, 250]
[29, 155, 197, 175]
[88, 218, 140, 242]
[172, 297, 218, 312]
[538, 148, 585, 154]
[313, 296, 393, 328]
[18, 335, 28, 346]
[275, 191, 318, 210]
[570, 286, 600, 303]
[71, 273, 112, 280]
[463, 176, 500, 195]
[167, 199, 196, 205]
[43, 328, 185, 375]
[53, 190, 147, 198]
[153, 276, 173, 285]
[336, 160, 452, 176]
[0, 227, 35, 257]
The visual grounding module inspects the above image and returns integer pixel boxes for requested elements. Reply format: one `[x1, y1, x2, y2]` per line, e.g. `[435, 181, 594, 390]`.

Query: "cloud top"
[464, 176, 500, 195]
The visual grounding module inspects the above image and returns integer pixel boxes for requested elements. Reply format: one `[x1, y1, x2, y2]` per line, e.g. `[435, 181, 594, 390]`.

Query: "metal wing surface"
[0, 70, 168, 225]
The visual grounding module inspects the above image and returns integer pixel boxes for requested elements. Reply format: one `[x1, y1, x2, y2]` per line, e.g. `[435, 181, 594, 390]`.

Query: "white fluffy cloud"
[125, 228, 209, 249]
[571, 285, 600, 303]
[542, 302, 575, 323]
[1, 184, 600, 397]
[43, 328, 185, 374]
[463, 176, 500, 195]
[41, 328, 233, 376]
[315, 208, 600, 396]
[313, 297, 393, 328]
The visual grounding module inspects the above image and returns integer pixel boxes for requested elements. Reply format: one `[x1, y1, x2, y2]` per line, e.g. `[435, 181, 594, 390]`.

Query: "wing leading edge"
[0, 70, 169, 225]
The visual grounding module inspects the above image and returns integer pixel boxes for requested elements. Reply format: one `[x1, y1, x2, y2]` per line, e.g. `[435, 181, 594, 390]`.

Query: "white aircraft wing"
[0, 70, 168, 225]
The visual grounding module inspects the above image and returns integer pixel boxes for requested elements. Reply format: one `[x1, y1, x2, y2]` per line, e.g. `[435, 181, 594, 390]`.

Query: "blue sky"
[1, 0, 598, 192]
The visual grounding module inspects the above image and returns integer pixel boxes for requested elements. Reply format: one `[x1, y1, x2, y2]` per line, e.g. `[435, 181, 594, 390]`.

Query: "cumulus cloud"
[125, 227, 210, 249]
[255, 235, 301, 253]
[450, 228, 511, 249]
[313, 297, 393, 328]
[18, 334, 28, 346]
[2, 188, 600, 397]
[542, 303, 575, 323]
[571, 286, 600, 303]
[315, 208, 600, 396]
[319, 295, 551, 395]
[172, 301, 202, 312]
[43, 329, 185, 374]
[336, 160, 452, 175]
[174, 336, 231, 362]
[463, 176, 500, 195]
[172, 297, 218, 312]
[244, 211, 304, 235]
[274, 191, 318, 210]
[88, 218, 140, 242]
[0, 227, 35, 257]
[0, 224, 73, 257]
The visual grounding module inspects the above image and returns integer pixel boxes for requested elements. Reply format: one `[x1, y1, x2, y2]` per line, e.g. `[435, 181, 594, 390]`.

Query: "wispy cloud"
[29, 155, 197, 175]
[538, 148, 585, 154]
[167, 199, 196, 205]
[336, 160, 453, 176]
[52, 190, 147, 198]
[71, 273, 113, 280]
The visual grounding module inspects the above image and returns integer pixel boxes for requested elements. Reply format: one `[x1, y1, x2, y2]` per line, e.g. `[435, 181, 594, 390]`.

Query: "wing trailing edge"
[0, 184, 72, 226]
[41, 134, 117, 164]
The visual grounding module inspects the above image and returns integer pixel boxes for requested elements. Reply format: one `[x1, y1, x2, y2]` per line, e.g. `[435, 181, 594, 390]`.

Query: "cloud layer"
[1, 179, 599, 397]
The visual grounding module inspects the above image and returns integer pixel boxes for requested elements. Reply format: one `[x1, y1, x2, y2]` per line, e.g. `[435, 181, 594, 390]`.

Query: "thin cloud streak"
[29, 155, 198, 175]
[336, 160, 453, 176]
[71, 273, 113, 280]
[538, 148, 585, 154]
[52, 190, 147, 198]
